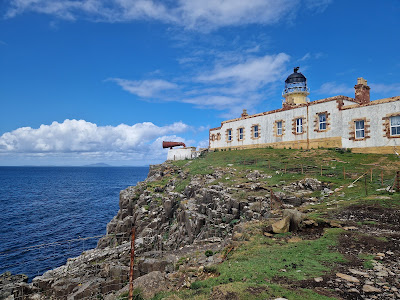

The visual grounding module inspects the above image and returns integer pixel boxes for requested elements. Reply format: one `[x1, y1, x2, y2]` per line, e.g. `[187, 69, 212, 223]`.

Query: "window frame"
[238, 127, 244, 140]
[296, 118, 303, 134]
[253, 125, 259, 138]
[355, 120, 365, 139]
[319, 113, 327, 131]
[277, 121, 283, 136]
[390, 115, 400, 136]
[227, 129, 232, 142]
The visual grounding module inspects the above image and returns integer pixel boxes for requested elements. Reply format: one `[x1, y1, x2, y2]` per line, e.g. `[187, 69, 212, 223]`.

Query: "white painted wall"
[167, 147, 197, 161]
[210, 98, 400, 150]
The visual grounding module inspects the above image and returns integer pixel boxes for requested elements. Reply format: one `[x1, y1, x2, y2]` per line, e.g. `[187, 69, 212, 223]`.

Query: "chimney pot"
[354, 77, 370, 104]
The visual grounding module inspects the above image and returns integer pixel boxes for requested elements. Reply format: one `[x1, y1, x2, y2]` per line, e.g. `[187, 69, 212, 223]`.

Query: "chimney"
[241, 109, 249, 118]
[354, 77, 370, 104]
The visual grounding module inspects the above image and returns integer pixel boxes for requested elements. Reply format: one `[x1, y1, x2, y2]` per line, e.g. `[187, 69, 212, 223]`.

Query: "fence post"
[364, 176, 368, 196]
[129, 227, 136, 300]
[396, 171, 400, 192]
[370, 168, 373, 183]
[301, 164, 303, 174]
[381, 170, 384, 186]
[320, 165, 322, 176]
[343, 166, 346, 180]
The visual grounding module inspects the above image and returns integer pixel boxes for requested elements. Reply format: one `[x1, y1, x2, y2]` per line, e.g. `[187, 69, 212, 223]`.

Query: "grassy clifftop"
[147, 148, 400, 300]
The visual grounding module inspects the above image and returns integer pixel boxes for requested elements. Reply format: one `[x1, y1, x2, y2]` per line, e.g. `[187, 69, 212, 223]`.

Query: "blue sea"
[0, 166, 149, 280]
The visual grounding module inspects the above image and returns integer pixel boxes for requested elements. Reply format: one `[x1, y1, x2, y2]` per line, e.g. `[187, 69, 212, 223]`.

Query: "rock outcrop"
[5, 162, 328, 299]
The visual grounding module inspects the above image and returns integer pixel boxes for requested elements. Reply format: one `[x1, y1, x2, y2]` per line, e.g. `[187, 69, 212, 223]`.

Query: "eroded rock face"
[97, 164, 271, 254]
[17, 162, 325, 299]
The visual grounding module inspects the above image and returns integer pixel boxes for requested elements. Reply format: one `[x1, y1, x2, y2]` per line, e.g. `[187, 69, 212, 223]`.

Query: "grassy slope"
[149, 149, 400, 300]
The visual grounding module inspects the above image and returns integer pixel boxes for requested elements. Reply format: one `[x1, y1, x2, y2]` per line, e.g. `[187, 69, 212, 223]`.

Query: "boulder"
[131, 271, 170, 299]
[362, 285, 381, 293]
[283, 209, 305, 231]
[272, 216, 290, 233]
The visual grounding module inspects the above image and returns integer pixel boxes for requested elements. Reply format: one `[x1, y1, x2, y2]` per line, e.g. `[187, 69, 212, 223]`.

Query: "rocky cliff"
[2, 159, 324, 299]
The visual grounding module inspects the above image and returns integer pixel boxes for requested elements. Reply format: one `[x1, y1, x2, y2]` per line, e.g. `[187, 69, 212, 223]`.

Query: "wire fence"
[2, 155, 399, 299]
[208, 154, 400, 193]
[0, 234, 133, 300]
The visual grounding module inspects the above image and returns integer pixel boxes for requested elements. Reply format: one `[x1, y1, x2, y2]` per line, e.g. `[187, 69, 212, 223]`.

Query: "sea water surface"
[0, 166, 148, 280]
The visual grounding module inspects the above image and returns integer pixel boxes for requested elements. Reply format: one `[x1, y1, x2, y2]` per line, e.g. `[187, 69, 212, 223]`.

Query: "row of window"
[212, 115, 400, 142]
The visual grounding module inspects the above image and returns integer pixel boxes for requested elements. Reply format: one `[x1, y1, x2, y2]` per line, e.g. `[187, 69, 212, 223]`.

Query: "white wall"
[167, 147, 197, 161]
[209, 98, 400, 150]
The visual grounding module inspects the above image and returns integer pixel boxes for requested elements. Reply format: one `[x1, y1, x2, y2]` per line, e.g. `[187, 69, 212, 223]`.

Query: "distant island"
[83, 163, 111, 167]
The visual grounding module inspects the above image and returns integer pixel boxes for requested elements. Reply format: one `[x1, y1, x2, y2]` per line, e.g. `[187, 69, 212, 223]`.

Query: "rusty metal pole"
[320, 165, 323, 177]
[364, 176, 368, 196]
[129, 227, 136, 300]
[396, 171, 400, 192]
[370, 168, 373, 183]
[301, 164, 303, 174]
[343, 166, 346, 180]
[381, 170, 384, 186]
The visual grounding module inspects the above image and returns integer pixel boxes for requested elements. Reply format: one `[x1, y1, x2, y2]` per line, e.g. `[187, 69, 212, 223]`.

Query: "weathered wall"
[167, 147, 197, 161]
[210, 98, 400, 153]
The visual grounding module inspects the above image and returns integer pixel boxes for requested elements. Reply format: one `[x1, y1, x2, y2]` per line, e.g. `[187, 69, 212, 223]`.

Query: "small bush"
[205, 250, 213, 257]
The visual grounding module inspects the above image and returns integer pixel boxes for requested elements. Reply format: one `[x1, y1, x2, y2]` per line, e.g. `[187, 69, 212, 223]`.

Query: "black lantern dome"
[282, 67, 309, 96]
[285, 67, 306, 84]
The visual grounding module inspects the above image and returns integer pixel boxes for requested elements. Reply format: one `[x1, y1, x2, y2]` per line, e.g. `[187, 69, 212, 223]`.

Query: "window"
[391, 116, 400, 136]
[227, 129, 232, 141]
[253, 125, 259, 138]
[217, 133, 221, 140]
[210, 134, 215, 141]
[277, 121, 283, 135]
[239, 128, 244, 140]
[319, 114, 327, 130]
[355, 120, 365, 139]
[296, 118, 303, 133]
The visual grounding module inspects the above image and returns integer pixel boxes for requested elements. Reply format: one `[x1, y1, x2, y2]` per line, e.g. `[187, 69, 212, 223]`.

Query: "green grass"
[153, 228, 343, 300]
[359, 253, 375, 269]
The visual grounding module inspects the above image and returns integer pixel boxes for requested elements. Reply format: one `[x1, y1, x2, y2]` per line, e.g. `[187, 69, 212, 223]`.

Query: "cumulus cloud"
[196, 53, 290, 88]
[316, 82, 354, 96]
[107, 78, 178, 98]
[370, 83, 400, 95]
[4, 0, 331, 31]
[0, 120, 190, 161]
[110, 52, 290, 117]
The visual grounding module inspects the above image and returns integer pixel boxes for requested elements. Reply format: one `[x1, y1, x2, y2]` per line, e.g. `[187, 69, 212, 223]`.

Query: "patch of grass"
[359, 253, 375, 269]
[183, 228, 344, 295]
[174, 178, 190, 193]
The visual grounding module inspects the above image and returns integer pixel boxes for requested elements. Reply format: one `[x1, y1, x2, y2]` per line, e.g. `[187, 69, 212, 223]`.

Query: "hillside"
[5, 148, 400, 299]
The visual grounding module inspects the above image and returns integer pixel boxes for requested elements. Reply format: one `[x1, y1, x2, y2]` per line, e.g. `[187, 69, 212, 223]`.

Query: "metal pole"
[320, 165, 322, 176]
[343, 166, 346, 180]
[370, 168, 373, 183]
[396, 171, 400, 192]
[364, 176, 368, 196]
[129, 227, 136, 300]
[381, 170, 383, 186]
[301, 164, 303, 174]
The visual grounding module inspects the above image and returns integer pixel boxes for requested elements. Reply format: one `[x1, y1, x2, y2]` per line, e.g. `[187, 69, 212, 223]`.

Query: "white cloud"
[316, 82, 354, 96]
[0, 119, 189, 158]
[111, 52, 290, 117]
[4, 0, 331, 31]
[107, 78, 178, 98]
[176, 0, 296, 30]
[370, 83, 400, 95]
[196, 53, 290, 89]
[305, 0, 333, 14]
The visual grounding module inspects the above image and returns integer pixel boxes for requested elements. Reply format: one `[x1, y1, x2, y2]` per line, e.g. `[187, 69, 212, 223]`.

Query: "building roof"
[285, 67, 306, 84]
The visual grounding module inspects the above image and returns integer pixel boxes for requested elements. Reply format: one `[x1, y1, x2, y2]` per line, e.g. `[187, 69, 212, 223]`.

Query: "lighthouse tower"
[282, 67, 309, 107]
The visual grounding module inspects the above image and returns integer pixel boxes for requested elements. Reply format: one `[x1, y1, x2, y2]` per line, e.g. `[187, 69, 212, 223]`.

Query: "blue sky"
[1, 0, 400, 166]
